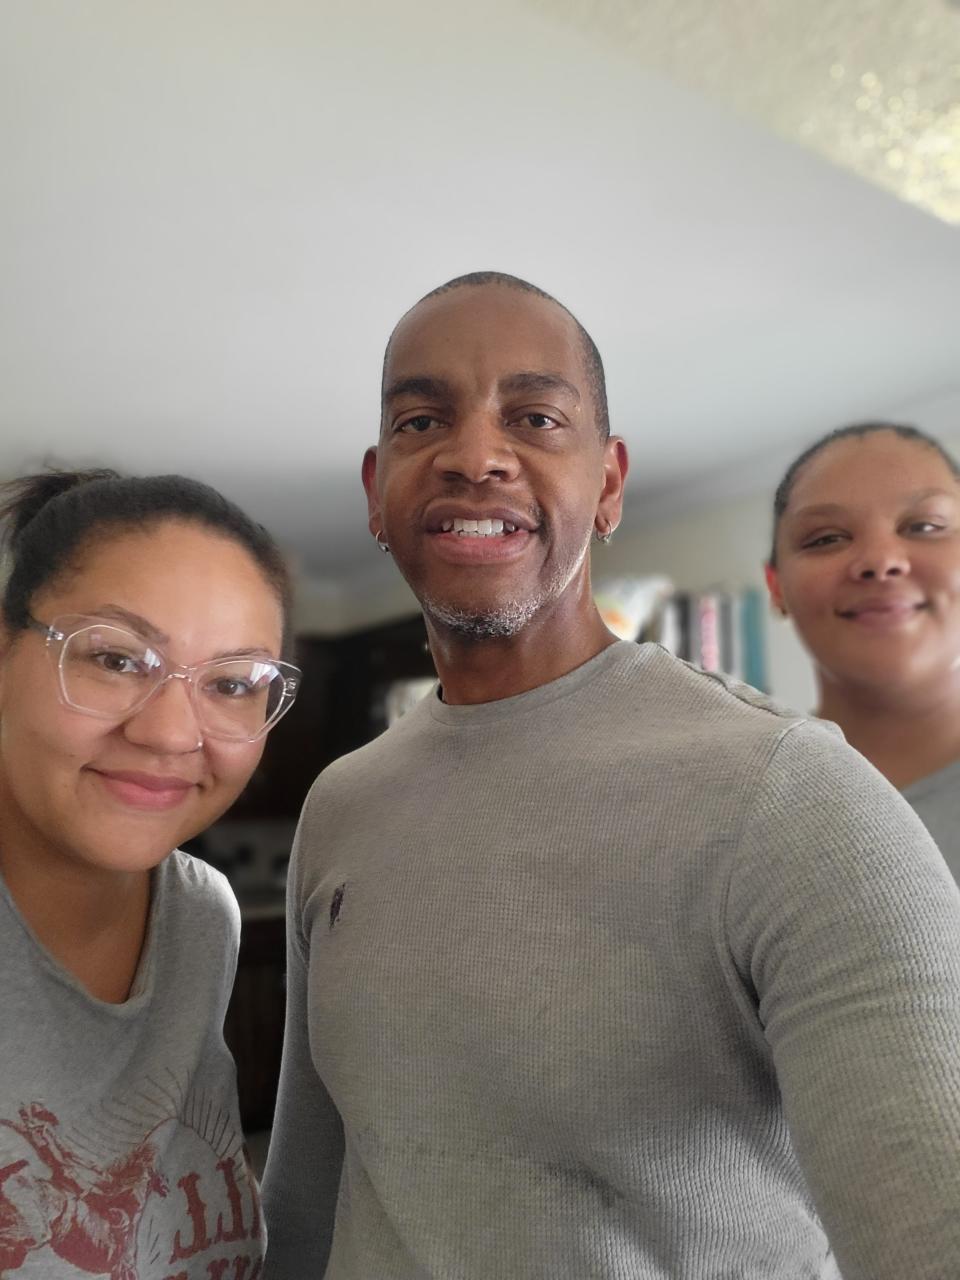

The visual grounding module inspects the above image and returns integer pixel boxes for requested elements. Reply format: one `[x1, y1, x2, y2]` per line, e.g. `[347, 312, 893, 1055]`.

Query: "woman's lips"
[92, 769, 197, 811]
[838, 600, 925, 628]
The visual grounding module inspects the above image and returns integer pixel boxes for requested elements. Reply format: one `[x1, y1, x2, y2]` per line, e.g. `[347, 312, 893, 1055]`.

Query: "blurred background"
[3, 0, 959, 1132]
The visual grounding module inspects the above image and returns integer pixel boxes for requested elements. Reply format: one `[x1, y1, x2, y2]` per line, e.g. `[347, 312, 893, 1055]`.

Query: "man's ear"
[595, 436, 629, 536]
[764, 561, 787, 616]
[361, 446, 382, 538]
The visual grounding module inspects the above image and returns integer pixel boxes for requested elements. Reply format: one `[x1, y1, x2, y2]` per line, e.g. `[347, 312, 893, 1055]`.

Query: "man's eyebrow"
[499, 371, 581, 401]
[383, 375, 453, 403]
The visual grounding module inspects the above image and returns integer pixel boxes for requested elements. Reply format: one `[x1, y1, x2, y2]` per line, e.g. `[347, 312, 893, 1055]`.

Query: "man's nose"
[122, 674, 204, 753]
[432, 416, 520, 484]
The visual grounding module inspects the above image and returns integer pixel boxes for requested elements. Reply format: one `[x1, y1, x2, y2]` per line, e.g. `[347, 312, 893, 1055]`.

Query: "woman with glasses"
[0, 468, 300, 1279]
[766, 421, 960, 882]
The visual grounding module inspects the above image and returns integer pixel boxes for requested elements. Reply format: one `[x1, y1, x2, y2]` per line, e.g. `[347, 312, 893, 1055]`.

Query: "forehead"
[35, 520, 281, 635]
[788, 432, 959, 511]
[385, 286, 586, 395]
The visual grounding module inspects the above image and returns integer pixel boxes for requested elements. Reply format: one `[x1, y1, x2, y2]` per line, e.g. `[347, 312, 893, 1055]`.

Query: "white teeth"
[450, 517, 508, 537]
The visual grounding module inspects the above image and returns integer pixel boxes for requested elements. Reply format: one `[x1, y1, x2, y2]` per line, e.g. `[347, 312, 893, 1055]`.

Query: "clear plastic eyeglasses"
[28, 614, 301, 743]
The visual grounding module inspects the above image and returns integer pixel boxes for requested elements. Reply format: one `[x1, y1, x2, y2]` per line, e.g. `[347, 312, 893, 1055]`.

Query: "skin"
[0, 519, 284, 1002]
[362, 284, 628, 704]
[766, 430, 960, 788]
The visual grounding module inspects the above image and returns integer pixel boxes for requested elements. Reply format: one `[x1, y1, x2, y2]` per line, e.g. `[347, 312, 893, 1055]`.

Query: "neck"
[817, 673, 960, 789]
[426, 589, 619, 705]
[0, 826, 151, 1003]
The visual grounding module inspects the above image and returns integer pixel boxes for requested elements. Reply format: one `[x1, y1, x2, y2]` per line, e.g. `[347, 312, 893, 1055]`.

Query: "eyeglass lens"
[60, 623, 288, 739]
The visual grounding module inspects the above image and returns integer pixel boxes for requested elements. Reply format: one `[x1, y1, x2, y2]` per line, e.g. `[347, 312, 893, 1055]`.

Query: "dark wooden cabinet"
[224, 912, 286, 1133]
[227, 613, 436, 821]
[219, 613, 437, 1132]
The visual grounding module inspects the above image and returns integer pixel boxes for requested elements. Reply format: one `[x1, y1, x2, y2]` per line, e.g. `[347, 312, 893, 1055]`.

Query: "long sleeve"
[727, 721, 960, 1279]
[260, 844, 345, 1280]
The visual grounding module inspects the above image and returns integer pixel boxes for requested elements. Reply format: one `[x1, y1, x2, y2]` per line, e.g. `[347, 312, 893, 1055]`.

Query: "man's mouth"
[439, 518, 520, 538]
[422, 506, 539, 564]
[425, 504, 540, 540]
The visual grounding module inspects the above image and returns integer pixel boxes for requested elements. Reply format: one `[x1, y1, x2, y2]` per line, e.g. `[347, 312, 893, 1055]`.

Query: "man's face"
[363, 285, 626, 637]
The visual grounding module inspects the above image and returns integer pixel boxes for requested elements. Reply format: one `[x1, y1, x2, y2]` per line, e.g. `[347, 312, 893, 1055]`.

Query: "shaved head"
[382, 271, 610, 439]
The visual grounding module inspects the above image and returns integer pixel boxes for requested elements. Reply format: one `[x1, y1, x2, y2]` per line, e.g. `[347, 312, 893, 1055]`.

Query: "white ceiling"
[2, 0, 959, 603]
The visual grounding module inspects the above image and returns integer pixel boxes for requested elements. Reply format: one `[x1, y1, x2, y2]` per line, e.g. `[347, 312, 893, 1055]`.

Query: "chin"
[423, 597, 544, 639]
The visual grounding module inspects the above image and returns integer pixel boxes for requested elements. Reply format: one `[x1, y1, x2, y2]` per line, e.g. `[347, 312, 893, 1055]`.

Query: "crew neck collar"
[428, 639, 644, 727]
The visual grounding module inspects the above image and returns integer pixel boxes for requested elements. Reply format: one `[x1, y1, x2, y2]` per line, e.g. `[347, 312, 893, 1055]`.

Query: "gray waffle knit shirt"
[262, 641, 960, 1279]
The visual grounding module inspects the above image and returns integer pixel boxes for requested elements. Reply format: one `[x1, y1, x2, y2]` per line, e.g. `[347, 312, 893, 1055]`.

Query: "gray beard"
[421, 593, 547, 639]
[419, 528, 593, 641]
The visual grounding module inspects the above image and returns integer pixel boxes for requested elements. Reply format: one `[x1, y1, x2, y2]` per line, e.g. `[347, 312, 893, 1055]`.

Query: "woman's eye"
[209, 677, 254, 699]
[397, 415, 441, 434]
[801, 532, 845, 550]
[92, 651, 144, 675]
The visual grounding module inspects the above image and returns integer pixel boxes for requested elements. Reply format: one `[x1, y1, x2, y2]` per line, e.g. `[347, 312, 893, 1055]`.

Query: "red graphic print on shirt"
[0, 1085, 262, 1279]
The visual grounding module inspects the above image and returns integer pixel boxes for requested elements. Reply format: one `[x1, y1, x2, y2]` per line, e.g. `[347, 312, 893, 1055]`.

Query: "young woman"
[0, 468, 300, 1279]
[766, 421, 960, 881]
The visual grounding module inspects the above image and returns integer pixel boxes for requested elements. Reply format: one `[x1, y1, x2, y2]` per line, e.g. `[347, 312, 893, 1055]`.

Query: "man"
[262, 273, 960, 1279]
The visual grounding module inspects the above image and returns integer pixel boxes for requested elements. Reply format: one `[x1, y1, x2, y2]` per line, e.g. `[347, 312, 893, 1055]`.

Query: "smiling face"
[0, 519, 284, 880]
[363, 284, 626, 639]
[767, 430, 960, 701]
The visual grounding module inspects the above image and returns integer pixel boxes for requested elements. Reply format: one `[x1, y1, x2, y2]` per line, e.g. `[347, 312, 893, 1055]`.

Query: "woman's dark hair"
[0, 468, 294, 651]
[769, 421, 960, 566]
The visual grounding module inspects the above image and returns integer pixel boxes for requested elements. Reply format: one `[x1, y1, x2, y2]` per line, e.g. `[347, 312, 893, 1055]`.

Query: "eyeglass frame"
[26, 613, 302, 743]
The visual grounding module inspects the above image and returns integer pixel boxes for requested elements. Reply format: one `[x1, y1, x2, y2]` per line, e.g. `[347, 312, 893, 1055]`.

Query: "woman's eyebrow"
[791, 489, 959, 522]
[906, 487, 959, 503]
[789, 503, 848, 521]
[90, 607, 275, 661]
[209, 646, 275, 661]
[91, 603, 167, 642]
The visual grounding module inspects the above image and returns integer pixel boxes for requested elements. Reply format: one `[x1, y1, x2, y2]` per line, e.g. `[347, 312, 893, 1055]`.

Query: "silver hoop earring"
[594, 526, 612, 545]
[375, 530, 390, 554]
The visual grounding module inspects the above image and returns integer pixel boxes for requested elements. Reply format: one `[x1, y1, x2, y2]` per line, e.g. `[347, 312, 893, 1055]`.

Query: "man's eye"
[905, 520, 946, 535]
[397, 415, 441, 434]
[517, 413, 559, 430]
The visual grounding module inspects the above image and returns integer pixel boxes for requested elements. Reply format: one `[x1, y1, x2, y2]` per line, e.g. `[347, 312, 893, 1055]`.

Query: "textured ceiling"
[528, 0, 960, 223]
[1, 1, 958, 612]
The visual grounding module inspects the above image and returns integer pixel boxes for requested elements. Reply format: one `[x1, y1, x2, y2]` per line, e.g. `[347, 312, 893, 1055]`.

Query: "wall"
[293, 407, 960, 712]
[594, 489, 817, 711]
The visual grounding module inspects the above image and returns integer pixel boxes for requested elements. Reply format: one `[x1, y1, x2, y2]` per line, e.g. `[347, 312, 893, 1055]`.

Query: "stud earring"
[375, 530, 390, 554]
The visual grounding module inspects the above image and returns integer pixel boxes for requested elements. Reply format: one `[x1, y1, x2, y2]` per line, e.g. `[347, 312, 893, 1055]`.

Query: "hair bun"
[0, 467, 121, 551]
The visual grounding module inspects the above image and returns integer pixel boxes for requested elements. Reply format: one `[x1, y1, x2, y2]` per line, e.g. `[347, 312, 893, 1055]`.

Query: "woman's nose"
[122, 674, 204, 753]
[848, 541, 910, 581]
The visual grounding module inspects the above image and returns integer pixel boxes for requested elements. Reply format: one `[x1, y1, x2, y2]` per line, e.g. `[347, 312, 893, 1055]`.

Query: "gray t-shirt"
[262, 641, 960, 1280]
[0, 851, 263, 1279]
[904, 756, 960, 885]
